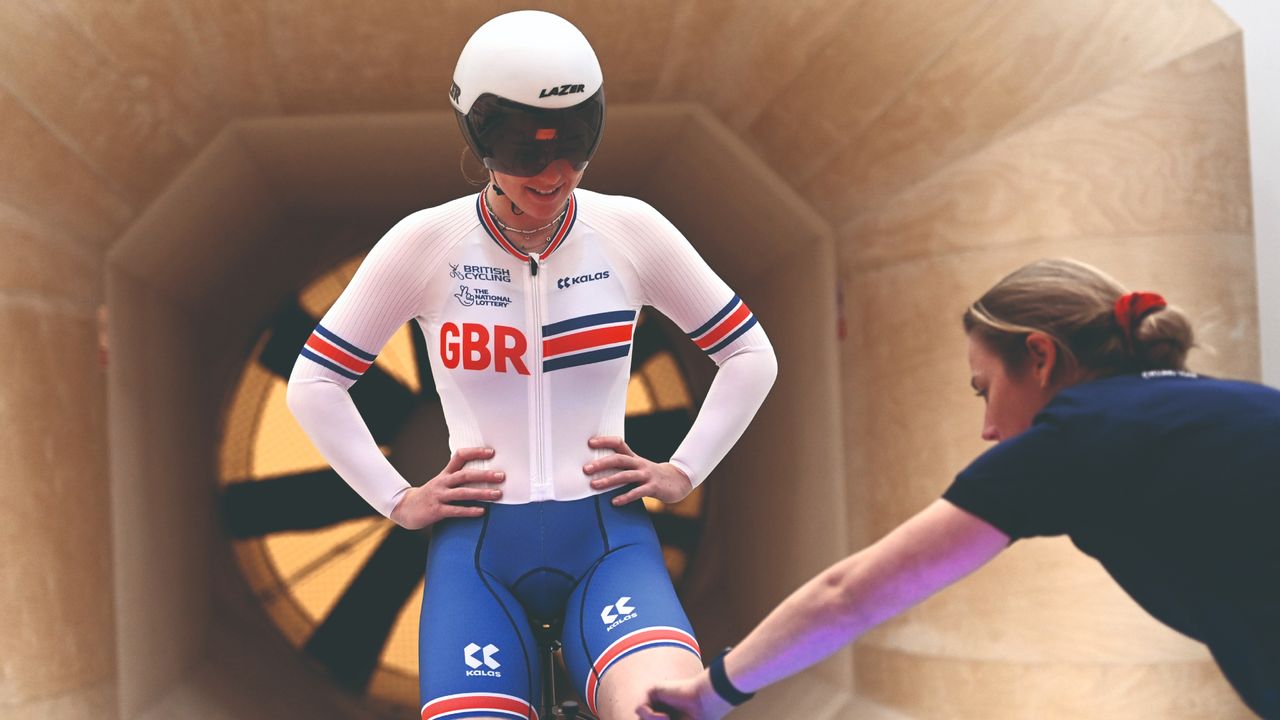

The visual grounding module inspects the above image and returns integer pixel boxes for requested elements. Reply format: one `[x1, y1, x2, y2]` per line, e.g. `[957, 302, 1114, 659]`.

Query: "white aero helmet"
[450, 11, 605, 177]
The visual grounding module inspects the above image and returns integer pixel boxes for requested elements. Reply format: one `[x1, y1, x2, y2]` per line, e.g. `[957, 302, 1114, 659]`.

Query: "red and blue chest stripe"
[542, 310, 636, 372]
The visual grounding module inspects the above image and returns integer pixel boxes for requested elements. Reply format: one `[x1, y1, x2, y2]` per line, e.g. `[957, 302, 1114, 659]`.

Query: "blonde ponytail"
[963, 259, 1194, 378]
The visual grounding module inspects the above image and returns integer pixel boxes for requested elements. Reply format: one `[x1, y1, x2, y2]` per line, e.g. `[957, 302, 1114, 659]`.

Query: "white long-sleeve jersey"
[286, 189, 777, 517]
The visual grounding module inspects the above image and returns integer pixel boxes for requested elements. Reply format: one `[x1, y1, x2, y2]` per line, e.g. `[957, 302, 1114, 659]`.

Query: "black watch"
[708, 646, 755, 706]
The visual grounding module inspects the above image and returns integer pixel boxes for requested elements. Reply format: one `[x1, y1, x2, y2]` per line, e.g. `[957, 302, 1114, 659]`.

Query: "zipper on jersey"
[528, 254, 549, 501]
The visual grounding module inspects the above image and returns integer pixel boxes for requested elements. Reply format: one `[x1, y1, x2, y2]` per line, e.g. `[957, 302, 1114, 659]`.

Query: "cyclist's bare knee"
[594, 646, 702, 720]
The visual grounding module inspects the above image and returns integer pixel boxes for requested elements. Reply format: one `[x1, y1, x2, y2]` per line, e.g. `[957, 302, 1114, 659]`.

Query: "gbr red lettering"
[440, 322, 529, 375]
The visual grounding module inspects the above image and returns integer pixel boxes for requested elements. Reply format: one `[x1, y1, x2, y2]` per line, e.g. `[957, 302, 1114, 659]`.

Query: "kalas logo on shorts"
[601, 596, 637, 632]
[556, 270, 610, 290]
[464, 642, 501, 678]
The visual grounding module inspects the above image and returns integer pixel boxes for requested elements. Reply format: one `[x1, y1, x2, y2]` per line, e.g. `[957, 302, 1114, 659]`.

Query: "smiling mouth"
[526, 184, 561, 197]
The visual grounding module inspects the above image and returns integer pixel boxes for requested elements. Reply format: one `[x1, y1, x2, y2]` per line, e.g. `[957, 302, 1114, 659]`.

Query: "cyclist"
[640, 259, 1278, 719]
[287, 11, 777, 720]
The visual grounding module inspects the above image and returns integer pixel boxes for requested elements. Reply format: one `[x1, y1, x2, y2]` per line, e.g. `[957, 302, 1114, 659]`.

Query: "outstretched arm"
[639, 500, 1010, 719]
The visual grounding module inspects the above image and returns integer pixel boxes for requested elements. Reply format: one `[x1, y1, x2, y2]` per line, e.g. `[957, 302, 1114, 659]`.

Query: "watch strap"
[708, 646, 755, 706]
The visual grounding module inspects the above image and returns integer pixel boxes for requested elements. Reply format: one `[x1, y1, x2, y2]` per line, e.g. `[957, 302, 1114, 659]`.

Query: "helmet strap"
[489, 174, 528, 215]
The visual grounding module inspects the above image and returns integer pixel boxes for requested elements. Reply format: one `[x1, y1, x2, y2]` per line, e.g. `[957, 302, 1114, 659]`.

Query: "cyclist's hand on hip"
[584, 436, 693, 506]
[390, 447, 503, 530]
[638, 672, 732, 720]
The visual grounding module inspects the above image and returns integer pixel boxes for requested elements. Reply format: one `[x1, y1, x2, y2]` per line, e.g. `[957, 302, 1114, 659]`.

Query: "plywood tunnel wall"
[836, 20, 1257, 720]
[0, 1, 1262, 718]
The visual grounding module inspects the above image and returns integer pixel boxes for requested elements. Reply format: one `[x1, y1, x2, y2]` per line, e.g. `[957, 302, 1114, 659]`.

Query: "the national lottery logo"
[464, 642, 502, 677]
[450, 263, 511, 283]
[601, 596, 637, 632]
[454, 286, 513, 309]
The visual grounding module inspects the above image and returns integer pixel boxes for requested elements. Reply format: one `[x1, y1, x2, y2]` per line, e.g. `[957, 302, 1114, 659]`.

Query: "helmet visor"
[461, 89, 604, 177]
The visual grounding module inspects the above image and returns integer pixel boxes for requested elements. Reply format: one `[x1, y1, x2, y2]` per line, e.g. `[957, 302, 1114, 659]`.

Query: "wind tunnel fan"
[217, 254, 708, 710]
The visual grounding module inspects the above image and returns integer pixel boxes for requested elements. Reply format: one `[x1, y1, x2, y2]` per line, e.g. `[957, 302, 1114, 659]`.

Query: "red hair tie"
[1114, 291, 1167, 350]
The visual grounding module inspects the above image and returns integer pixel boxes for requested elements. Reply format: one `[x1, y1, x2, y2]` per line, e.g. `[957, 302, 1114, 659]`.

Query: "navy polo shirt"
[944, 371, 1279, 717]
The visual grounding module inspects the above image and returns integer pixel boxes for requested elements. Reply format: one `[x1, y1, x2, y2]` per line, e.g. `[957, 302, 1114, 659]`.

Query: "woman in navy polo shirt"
[641, 258, 1279, 719]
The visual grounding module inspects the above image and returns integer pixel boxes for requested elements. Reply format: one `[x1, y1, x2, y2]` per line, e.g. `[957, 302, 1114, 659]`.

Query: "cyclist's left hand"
[584, 436, 693, 506]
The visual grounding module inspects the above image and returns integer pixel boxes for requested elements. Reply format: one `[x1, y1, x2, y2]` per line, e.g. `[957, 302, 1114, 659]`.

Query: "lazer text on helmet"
[539, 84, 586, 98]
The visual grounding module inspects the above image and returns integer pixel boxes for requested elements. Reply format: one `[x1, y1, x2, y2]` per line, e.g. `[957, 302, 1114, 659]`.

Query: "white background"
[1214, 0, 1280, 386]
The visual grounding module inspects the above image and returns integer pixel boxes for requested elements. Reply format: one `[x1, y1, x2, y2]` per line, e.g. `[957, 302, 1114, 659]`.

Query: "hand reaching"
[637, 672, 733, 720]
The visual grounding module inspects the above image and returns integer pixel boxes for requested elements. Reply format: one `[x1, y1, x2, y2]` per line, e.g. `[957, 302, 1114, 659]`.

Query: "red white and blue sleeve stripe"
[299, 324, 378, 381]
[688, 295, 759, 356]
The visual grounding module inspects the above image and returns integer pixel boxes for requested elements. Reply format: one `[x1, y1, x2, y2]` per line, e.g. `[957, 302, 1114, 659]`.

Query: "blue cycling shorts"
[418, 490, 701, 719]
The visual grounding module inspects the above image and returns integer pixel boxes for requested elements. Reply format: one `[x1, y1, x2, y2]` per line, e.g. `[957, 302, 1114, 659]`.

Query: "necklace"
[483, 186, 568, 252]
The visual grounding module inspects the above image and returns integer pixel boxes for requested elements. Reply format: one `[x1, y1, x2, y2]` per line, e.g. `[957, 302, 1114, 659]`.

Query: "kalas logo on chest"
[556, 270, 610, 290]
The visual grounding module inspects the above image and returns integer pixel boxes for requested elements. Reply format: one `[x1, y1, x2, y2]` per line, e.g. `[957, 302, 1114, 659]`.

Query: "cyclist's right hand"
[389, 447, 504, 530]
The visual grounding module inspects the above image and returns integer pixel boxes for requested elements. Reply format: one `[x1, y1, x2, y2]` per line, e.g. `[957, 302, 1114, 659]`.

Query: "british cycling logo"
[455, 286, 513, 309]
[556, 270, 610, 290]
[450, 263, 512, 283]
[464, 642, 502, 678]
[600, 596, 637, 632]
